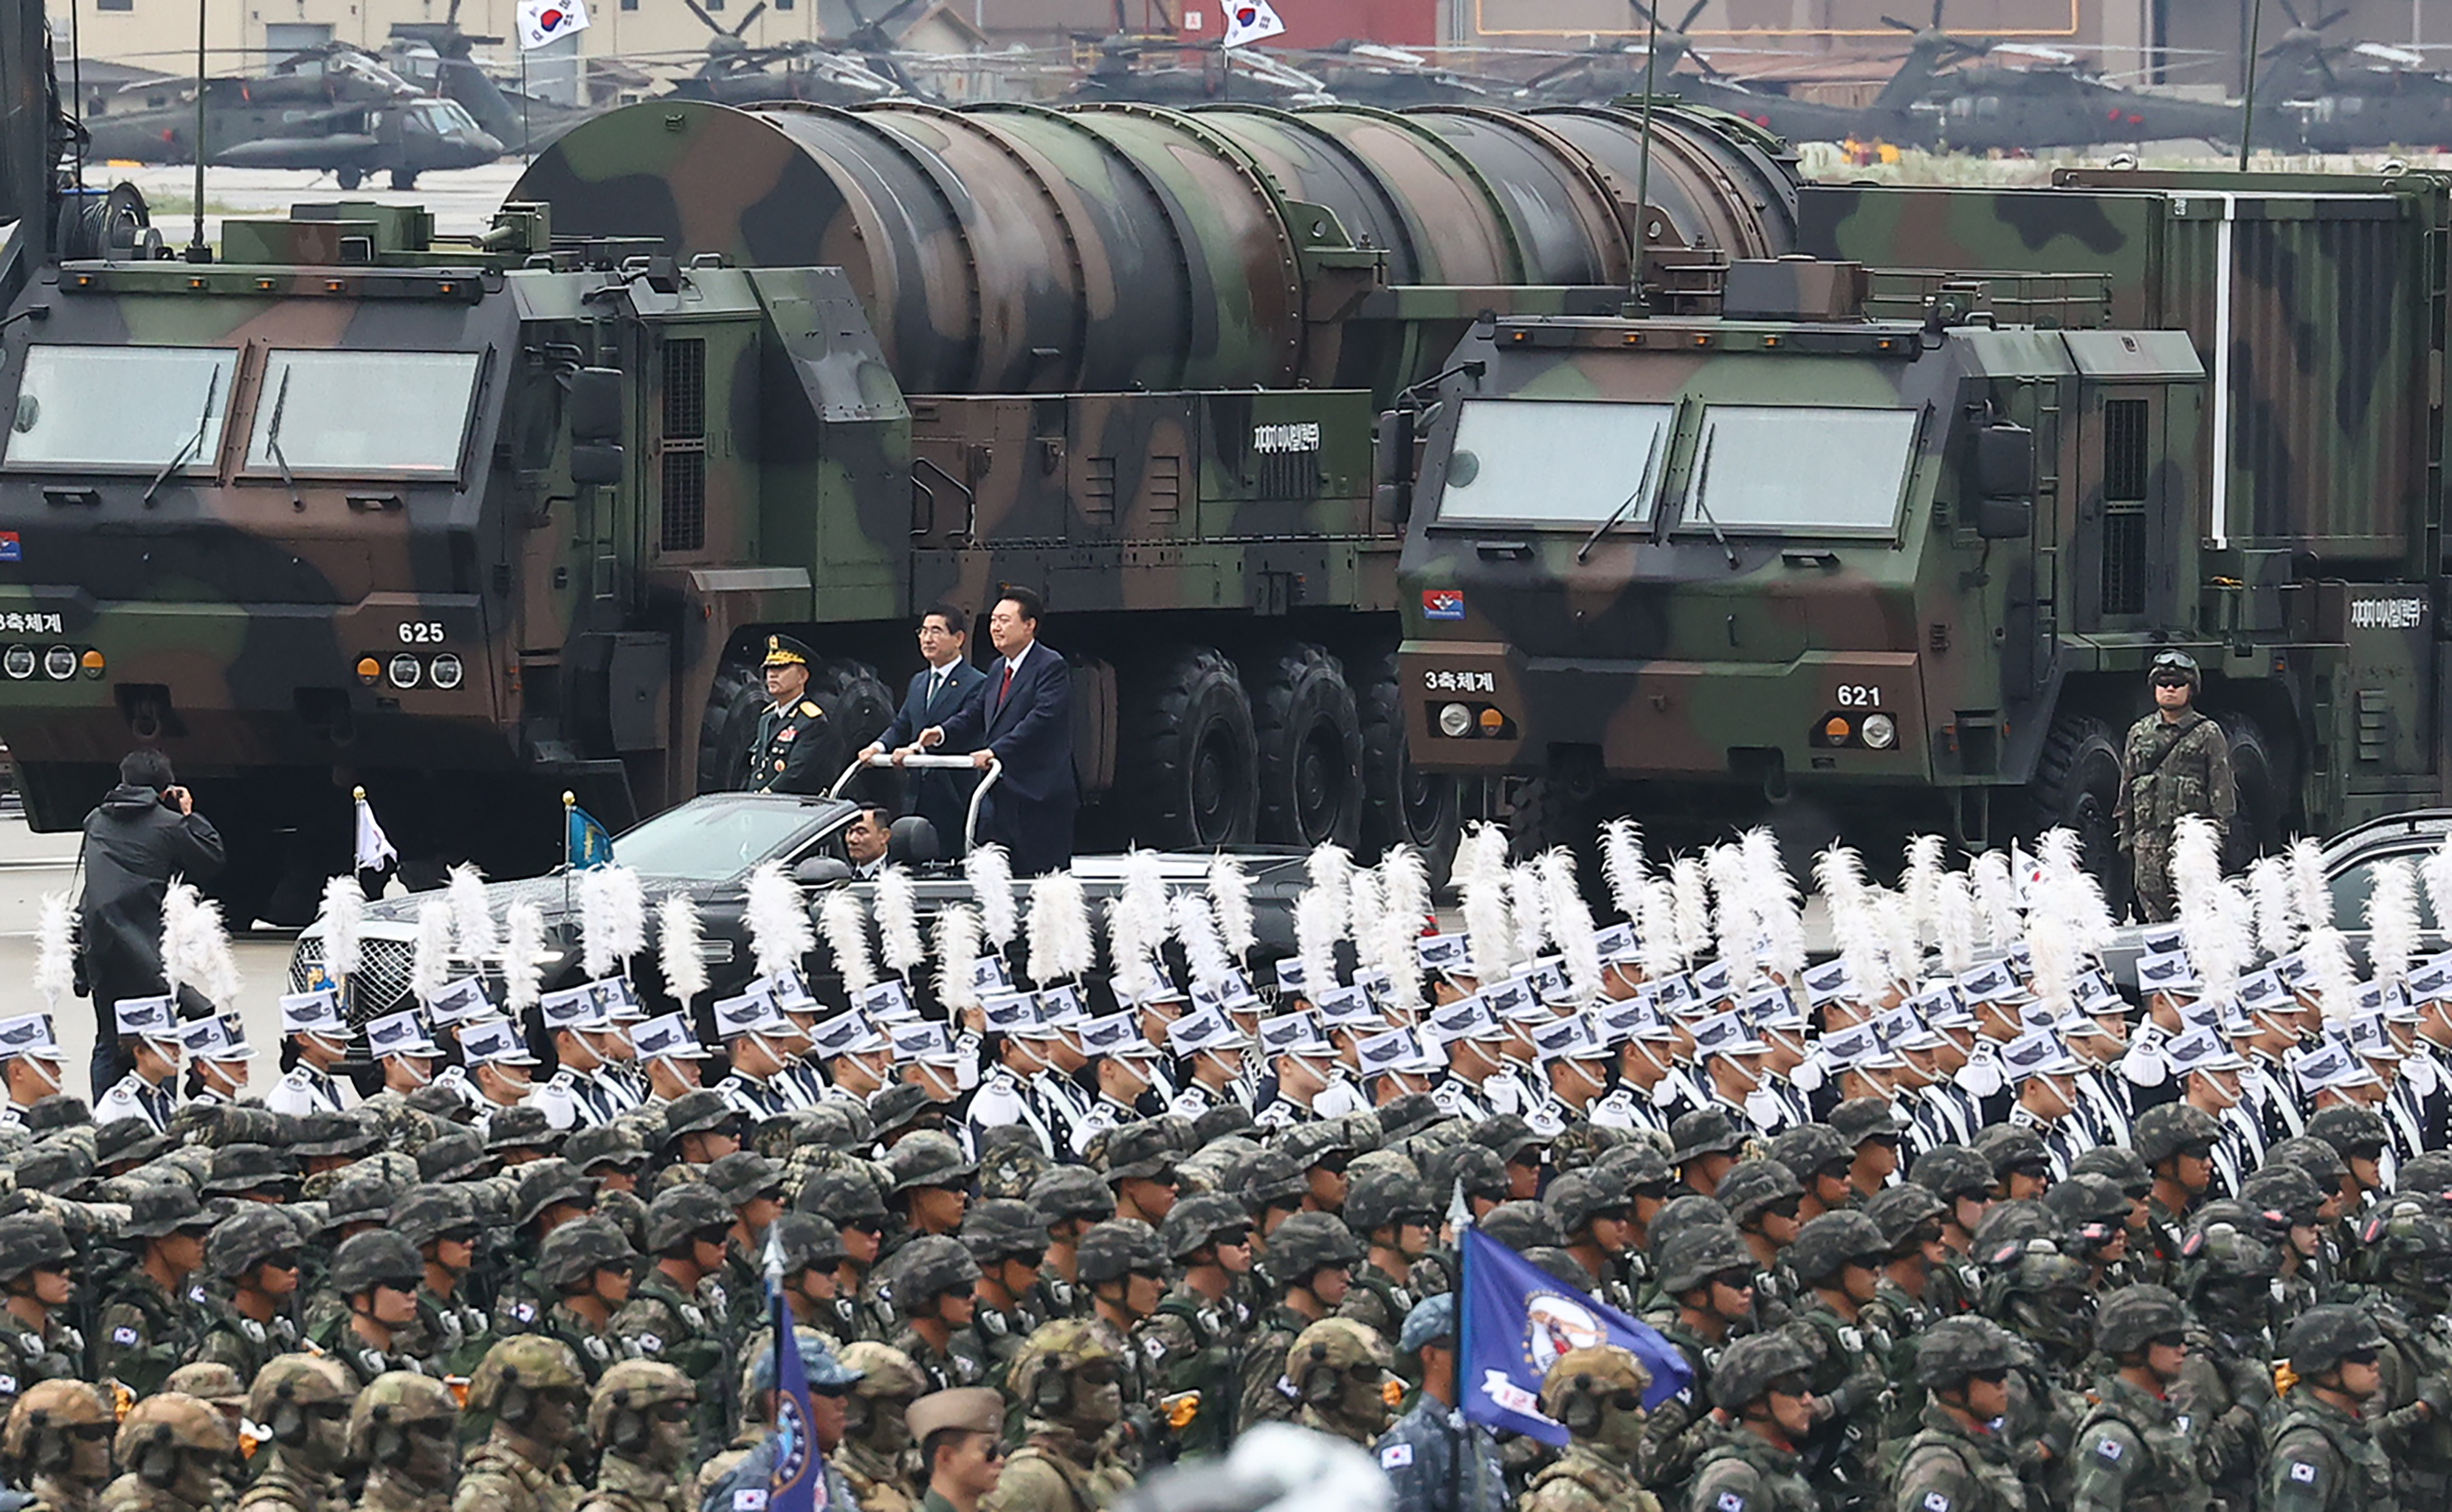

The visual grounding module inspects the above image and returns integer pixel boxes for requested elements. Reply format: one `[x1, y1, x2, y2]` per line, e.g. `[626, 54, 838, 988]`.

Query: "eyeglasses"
[2149, 1332, 2189, 1351]
[1765, 1375, 1813, 1399]
[1075, 1360, 1119, 1387]
[2341, 1347, 2382, 1367]
[1967, 1368, 2011, 1386]
[1212, 1230, 1251, 1251]
[653, 1402, 693, 1423]
[1604, 1389, 1643, 1412]
[1314, 1153, 1353, 1176]
[1762, 1196, 1803, 1221]
[842, 1219, 883, 1235]
[1632, 1184, 1673, 1204]
[1131, 1266, 1167, 1282]
[971, 1436, 1008, 1462]
[1005, 1250, 1048, 1270]
[261, 1252, 301, 1271]
[1710, 1270, 1757, 1293]
[1145, 1169, 1181, 1188]
[69, 1423, 113, 1442]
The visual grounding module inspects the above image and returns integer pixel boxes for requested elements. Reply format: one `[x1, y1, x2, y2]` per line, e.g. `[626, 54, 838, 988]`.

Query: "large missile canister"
[514, 98, 1795, 397]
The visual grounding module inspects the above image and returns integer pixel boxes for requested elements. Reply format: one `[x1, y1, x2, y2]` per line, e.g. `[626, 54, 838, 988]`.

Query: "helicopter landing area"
[102, 161, 530, 244]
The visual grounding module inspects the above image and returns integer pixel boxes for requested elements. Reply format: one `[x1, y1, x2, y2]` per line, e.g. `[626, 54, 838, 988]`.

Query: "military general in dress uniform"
[744, 634, 828, 795]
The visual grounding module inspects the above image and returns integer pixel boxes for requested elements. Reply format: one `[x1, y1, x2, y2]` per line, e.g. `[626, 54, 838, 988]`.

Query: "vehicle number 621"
[1834, 685, 1882, 707]
[398, 622, 447, 645]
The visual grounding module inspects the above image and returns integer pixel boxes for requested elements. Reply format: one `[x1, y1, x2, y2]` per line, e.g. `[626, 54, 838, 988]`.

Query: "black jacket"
[75, 784, 225, 1001]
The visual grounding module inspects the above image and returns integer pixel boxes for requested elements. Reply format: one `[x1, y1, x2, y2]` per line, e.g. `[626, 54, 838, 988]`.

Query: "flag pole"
[1454, 1223, 1469, 1512]
[562, 791, 576, 918]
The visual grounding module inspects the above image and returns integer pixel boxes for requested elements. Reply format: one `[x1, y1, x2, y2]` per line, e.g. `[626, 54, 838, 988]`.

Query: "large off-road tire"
[1247, 642, 1365, 849]
[2027, 712, 2124, 881]
[1121, 647, 1258, 849]
[1350, 649, 1460, 879]
[812, 659, 896, 800]
[335, 167, 364, 191]
[2222, 714, 2287, 870]
[1507, 777, 1592, 862]
[696, 661, 766, 795]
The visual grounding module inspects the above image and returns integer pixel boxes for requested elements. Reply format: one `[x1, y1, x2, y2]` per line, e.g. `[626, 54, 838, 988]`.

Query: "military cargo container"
[0, 95, 1794, 918]
[1396, 169, 2452, 872]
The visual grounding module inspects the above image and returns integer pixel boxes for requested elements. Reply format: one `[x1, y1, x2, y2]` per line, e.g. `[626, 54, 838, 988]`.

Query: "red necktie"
[998, 663, 1015, 708]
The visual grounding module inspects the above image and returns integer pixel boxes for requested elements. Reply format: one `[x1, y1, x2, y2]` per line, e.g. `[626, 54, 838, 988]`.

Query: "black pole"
[1632, 2, 1661, 308]
[186, 0, 207, 260]
[2237, 0, 2264, 170]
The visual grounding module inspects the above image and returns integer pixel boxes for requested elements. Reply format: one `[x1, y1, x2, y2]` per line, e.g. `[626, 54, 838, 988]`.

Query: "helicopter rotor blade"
[2274, 0, 2307, 26]
[1880, 16, 1918, 33]
[680, 0, 725, 36]
[2312, 8, 2350, 31]
[729, 2, 767, 37]
[1677, 0, 1707, 32]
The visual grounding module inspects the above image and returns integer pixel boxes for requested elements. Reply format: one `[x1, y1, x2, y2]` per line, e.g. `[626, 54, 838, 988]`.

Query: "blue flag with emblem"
[1459, 1226, 1692, 1446]
[766, 1274, 828, 1512]
[565, 800, 614, 871]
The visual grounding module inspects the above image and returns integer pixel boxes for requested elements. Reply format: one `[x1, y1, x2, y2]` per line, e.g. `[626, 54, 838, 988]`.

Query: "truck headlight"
[3, 647, 34, 680]
[387, 653, 422, 689]
[1437, 702, 1474, 738]
[1861, 713, 1898, 750]
[42, 646, 75, 681]
[429, 654, 463, 691]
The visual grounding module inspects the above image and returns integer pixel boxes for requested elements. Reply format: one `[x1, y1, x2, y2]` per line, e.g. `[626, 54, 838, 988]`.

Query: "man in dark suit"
[862, 606, 988, 851]
[903, 587, 1076, 875]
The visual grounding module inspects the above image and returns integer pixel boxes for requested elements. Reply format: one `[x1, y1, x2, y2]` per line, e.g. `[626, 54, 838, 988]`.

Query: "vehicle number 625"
[398, 622, 447, 645]
[1834, 684, 1882, 707]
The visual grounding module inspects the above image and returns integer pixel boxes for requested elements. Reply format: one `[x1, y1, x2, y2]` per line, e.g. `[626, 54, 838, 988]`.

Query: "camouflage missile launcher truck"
[1396, 168, 2452, 871]
[0, 94, 1794, 918]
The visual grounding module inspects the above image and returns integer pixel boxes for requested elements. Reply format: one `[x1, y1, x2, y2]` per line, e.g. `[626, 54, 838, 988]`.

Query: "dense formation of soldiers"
[9, 810, 2452, 1512]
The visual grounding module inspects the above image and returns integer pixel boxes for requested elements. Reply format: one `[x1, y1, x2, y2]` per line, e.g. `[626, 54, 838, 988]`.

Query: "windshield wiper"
[142, 367, 222, 508]
[263, 367, 304, 512]
[1577, 421, 1667, 563]
[1686, 429, 1741, 571]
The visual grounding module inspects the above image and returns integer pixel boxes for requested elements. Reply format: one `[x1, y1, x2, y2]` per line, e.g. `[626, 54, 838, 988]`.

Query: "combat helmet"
[205, 1206, 299, 1282]
[885, 1131, 975, 1194]
[1785, 1210, 1887, 1286]
[330, 1231, 424, 1298]
[644, 1183, 736, 1256]
[1345, 1168, 1436, 1237]
[2, 1380, 110, 1481]
[1010, 1319, 1123, 1424]
[1655, 1224, 1755, 1296]
[2093, 1285, 2190, 1358]
[0, 1214, 72, 1280]
[347, 1372, 459, 1468]
[1478, 1201, 1563, 1253]
[537, 1218, 637, 1292]
[888, 1235, 981, 1313]
[1710, 1328, 1817, 1412]
[839, 1342, 927, 1402]
[1913, 1318, 2028, 1388]
[1266, 1212, 1362, 1287]
[1029, 1166, 1117, 1228]
[465, 1336, 587, 1418]
[1908, 1144, 1997, 1203]
[114, 1394, 235, 1494]
[2134, 1103, 2222, 1166]
[769, 1214, 847, 1275]
[1075, 1218, 1167, 1287]
[962, 1198, 1049, 1264]
[587, 1360, 694, 1457]
[2282, 1304, 2388, 1375]
[1537, 1345, 1650, 1438]
[249, 1354, 354, 1467]
[1287, 1317, 1396, 1431]
[1158, 1193, 1249, 1261]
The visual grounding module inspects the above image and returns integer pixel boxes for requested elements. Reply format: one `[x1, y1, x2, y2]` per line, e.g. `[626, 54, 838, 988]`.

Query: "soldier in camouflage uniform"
[395, 1185, 495, 1378]
[1686, 1329, 1822, 1512]
[1859, 1185, 1950, 1443]
[3, 1380, 116, 1512]
[311, 1232, 434, 1388]
[193, 1207, 305, 1383]
[804, 1168, 896, 1343]
[234, 1354, 355, 1512]
[2115, 652, 2237, 922]
[574, 1361, 694, 1512]
[1520, 1345, 1662, 1512]
[1782, 1211, 1892, 1511]
[1238, 1212, 1361, 1434]
[535, 1219, 642, 1384]
[980, 1321, 1135, 1512]
[100, 1394, 234, 1512]
[454, 1337, 588, 1512]
[1338, 1169, 1429, 1339]
[1028, 1169, 1114, 1325]
[835, 1342, 927, 1512]
[93, 1185, 211, 1399]
[1890, 1319, 2038, 1512]
[1640, 1225, 1761, 1492]
[2261, 1306, 2396, 1512]
[351, 1373, 462, 1512]
[2347, 1199, 2452, 1507]
[890, 1235, 994, 1392]
[1142, 1193, 1253, 1459]
[962, 1200, 1051, 1389]
[2171, 1211, 2283, 1512]
[2068, 1286, 2212, 1512]
[612, 1184, 736, 1453]
[0, 1215, 85, 1415]
[1076, 1220, 1167, 1423]
[1284, 1317, 1395, 1448]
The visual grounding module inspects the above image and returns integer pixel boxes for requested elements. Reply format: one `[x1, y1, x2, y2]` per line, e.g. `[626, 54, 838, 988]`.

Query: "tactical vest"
[2073, 1389, 2210, 1512]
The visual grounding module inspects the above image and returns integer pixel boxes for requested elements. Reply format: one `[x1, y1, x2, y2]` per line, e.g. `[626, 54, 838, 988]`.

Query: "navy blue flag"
[1459, 1226, 1694, 1446]
[767, 1286, 829, 1512]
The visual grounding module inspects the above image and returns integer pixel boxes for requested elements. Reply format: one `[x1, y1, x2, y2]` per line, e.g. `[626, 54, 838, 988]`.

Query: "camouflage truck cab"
[1401, 168, 2452, 864]
[0, 98, 1802, 912]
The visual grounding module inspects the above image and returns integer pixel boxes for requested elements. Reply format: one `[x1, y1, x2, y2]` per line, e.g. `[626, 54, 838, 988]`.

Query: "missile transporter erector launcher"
[1397, 170, 2452, 870]
[0, 96, 1795, 917]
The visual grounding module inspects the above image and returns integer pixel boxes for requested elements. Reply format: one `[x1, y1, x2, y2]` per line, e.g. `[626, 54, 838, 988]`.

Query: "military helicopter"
[649, 0, 913, 105]
[1274, 42, 1516, 107]
[383, 3, 603, 154]
[1515, 0, 1949, 146]
[1055, 33, 1328, 105]
[79, 45, 503, 186]
[2255, 0, 2452, 150]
